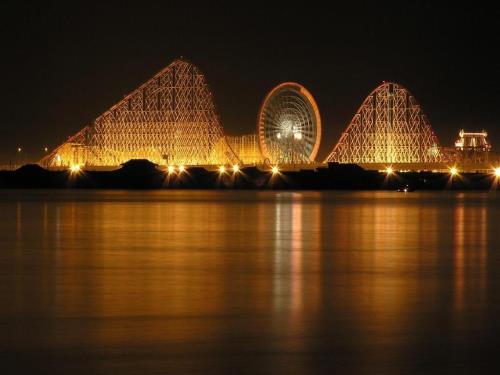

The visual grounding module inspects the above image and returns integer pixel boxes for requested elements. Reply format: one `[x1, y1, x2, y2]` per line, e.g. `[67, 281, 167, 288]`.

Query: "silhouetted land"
[0, 160, 497, 190]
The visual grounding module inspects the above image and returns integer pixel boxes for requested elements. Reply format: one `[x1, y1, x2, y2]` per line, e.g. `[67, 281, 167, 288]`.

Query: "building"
[454, 129, 491, 164]
[226, 134, 263, 165]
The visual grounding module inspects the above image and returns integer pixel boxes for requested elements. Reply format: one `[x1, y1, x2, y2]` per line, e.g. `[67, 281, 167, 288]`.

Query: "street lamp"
[17, 147, 23, 166]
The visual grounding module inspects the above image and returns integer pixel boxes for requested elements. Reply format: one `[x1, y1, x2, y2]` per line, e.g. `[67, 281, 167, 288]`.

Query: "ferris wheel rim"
[257, 82, 321, 163]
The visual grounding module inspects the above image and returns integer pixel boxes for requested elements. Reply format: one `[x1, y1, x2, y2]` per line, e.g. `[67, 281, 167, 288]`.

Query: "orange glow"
[219, 165, 226, 174]
[178, 165, 185, 173]
[385, 166, 394, 175]
[271, 166, 279, 174]
[257, 82, 322, 164]
[449, 167, 458, 176]
[167, 165, 175, 174]
[232, 164, 239, 173]
[69, 164, 81, 173]
[40, 60, 239, 168]
[324, 82, 442, 164]
[495, 167, 500, 177]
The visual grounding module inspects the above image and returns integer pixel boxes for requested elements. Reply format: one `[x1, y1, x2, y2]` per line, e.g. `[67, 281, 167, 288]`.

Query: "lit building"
[455, 130, 490, 151]
[454, 129, 491, 164]
[226, 134, 263, 164]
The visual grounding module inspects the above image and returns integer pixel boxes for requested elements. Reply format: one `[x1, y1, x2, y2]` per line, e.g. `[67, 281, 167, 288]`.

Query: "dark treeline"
[0, 160, 497, 190]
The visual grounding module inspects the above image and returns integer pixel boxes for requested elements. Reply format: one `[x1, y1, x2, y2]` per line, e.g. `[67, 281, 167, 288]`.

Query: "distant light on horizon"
[449, 167, 458, 176]
[69, 164, 81, 173]
[386, 166, 394, 175]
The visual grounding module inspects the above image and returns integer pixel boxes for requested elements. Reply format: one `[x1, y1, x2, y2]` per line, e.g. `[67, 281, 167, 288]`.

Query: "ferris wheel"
[257, 82, 321, 164]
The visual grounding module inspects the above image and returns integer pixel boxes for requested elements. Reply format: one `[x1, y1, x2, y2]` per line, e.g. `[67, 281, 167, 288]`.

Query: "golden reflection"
[291, 199, 302, 313]
[453, 195, 488, 316]
[480, 205, 487, 302]
[454, 199, 465, 312]
[47, 191, 323, 346]
[270, 192, 322, 352]
[325, 192, 442, 355]
[3, 190, 495, 360]
[369, 199, 419, 329]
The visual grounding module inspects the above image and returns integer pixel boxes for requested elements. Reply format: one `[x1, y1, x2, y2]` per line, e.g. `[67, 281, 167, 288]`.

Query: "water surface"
[1, 190, 499, 374]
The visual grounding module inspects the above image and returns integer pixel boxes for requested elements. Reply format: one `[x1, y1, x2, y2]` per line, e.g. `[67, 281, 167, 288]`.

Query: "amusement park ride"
[39, 58, 497, 173]
[257, 82, 321, 165]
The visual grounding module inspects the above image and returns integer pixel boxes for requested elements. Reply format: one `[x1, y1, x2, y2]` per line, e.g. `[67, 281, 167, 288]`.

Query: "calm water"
[1, 190, 500, 374]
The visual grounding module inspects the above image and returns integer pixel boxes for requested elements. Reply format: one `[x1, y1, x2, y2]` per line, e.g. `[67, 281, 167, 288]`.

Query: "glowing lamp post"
[69, 164, 81, 174]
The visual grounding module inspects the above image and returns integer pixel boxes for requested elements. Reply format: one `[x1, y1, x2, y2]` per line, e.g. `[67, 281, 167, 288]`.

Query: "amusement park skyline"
[1, 2, 498, 164]
[3, 4, 500, 374]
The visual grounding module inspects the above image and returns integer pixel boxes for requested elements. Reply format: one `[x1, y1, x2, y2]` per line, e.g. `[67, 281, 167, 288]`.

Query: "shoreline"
[1, 161, 498, 190]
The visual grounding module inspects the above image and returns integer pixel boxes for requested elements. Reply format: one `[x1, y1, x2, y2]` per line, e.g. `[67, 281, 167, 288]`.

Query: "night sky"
[1, 1, 498, 164]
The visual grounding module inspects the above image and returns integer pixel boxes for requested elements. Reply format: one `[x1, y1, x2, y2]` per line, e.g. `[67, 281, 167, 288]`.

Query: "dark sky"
[1, 1, 498, 164]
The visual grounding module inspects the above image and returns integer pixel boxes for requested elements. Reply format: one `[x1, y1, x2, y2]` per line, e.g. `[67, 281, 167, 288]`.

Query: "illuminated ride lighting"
[167, 165, 175, 174]
[178, 165, 185, 173]
[232, 164, 239, 173]
[324, 82, 442, 165]
[385, 166, 394, 176]
[449, 167, 458, 176]
[219, 165, 226, 174]
[271, 166, 279, 174]
[39, 60, 239, 169]
[69, 164, 81, 173]
[258, 82, 321, 165]
[494, 167, 500, 177]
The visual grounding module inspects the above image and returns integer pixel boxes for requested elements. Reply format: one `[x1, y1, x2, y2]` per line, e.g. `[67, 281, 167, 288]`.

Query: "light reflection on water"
[1, 190, 500, 374]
